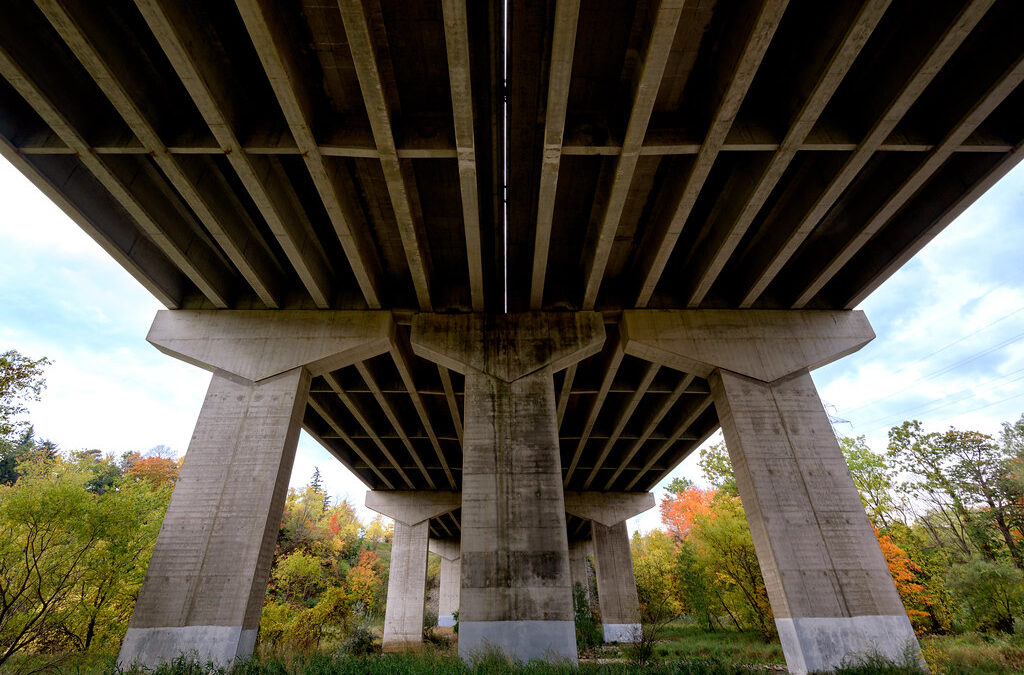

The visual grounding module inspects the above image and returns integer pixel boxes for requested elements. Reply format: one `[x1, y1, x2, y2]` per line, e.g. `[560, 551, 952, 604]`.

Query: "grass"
[643, 622, 786, 667]
[12, 627, 1024, 674]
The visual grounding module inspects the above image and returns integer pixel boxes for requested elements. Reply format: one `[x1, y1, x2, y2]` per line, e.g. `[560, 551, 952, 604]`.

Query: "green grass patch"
[648, 622, 785, 666]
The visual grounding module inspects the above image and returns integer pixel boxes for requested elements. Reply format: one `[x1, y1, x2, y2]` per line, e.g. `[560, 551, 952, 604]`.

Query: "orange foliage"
[875, 527, 930, 626]
[660, 486, 717, 542]
[126, 455, 181, 488]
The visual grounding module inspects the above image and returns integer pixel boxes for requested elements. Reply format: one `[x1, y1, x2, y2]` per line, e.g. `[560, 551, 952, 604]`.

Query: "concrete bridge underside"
[1, 0, 1022, 672]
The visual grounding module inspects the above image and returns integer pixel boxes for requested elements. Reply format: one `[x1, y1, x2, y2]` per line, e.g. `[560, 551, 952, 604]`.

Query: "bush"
[947, 557, 1024, 632]
[572, 581, 602, 650]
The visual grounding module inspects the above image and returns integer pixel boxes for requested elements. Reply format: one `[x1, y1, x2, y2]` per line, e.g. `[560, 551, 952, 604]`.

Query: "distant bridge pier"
[621, 310, 923, 674]
[117, 311, 395, 669]
[410, 312, 606, 662]
[364, 491, 460, 651]
[429, 539, 462, 629]
[564, 491, 655, 642]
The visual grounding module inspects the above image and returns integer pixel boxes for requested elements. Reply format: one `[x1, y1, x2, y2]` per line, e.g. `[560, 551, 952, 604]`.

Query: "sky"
[1, 155, 1023, 535]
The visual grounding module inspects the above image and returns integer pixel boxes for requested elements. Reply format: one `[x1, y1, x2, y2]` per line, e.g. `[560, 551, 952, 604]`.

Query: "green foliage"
[947, 556, 1024, 632]
[0, 453, 167, 666]
[0, 350, 50, 442]
[572, 581, 602, 650]
[696, 441, 737, 496]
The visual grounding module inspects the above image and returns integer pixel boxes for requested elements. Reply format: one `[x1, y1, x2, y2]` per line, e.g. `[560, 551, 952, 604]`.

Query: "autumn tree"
[0, 350, 50, 442]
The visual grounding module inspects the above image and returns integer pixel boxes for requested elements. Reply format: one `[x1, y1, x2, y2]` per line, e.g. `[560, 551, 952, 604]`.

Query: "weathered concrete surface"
[382, 520, 430, 651]
[117, 367, 309, 669]
[118, 310, 397, 668]
[410, 311, 604, 381]
[563, 491, 655, 527]
[365, 490, 460, 525]
[411, 312, 605, 662]
[147, 310, 393, 381]
[430, 540, 461, 628]
[711, 368, 920, 674]
[592, 521, 641, 643]
[365, 492, 461, 650]
[620, 310, 874, 381]
[567, 538, 593, 606]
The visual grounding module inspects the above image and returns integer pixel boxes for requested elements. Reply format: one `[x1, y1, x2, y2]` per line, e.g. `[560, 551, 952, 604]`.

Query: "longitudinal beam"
[583, 362, 658, 489]
[36, 0, 283, 308]
[134, 0, 335, 308]
[685, 0, 890, 307]
[323, 372, 415, 489]
[624, 396, 713, 491]
[580, 0, 684, 309]
[442, 0, 485, 312]
[0, 40, 234, 308]
[338, 0, 433, 311]
[303, 401, 384, 489]
[354, 362, 435, 489]
[605, 373, 694, 490]
[389, 342, 457, 489]
[739, 0, 995, 308]
[793, 52, 1024, 307]
[564, 339, 624, 486]
[235, 0, 384, 309]
[530, 0, 580, 309]
[636, 0, 789, 307]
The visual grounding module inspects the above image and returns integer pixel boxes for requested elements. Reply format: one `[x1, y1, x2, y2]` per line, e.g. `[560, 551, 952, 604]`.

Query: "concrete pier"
[621, 310, 921, 673]
[430, 539, 461, 628]
[567, 538, 593, 609]
[412, 312, 605, 662]
[564, 491, 655, 642]
[365, 491, 460, 651]
[117, 311, 393, 669]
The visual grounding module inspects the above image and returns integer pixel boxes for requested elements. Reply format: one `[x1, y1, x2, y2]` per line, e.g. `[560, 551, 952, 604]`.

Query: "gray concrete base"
[438, 613, 456, 628]
[459, 620, 577, 663]
[603, 623, 641, 643]
[776, 615, 922, 675]
[117, 625, 256, 669]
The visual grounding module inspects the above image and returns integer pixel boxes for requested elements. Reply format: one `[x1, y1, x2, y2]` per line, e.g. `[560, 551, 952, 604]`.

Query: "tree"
[0, 350, 50, 442]
[841, 435, 900, 528]
[698, 441, 738, 495]
[660, 485, 716, 542]
[947, 556, 1024, 632]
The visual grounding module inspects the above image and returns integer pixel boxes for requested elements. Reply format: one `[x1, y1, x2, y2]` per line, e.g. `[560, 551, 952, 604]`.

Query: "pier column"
[412, 312, 605, 662]
[119, 311, 393, 669]
[430, 539, 462, 628]
[621, 310, 921, 674]
[366, 491, 461, 651]
[564, 491, 655, 642]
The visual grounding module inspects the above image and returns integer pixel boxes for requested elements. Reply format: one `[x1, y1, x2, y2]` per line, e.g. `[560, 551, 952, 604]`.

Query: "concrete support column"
[412, 312, 605, 662]
[564, 491, 655, 643]
[592, 521, 640, 642]
[366, 491, 460, 652]
[621, 310, 922, 674]
[118, 311, 393, 669]
[430, 539, 461, 628]
[567, 538, 593, 606]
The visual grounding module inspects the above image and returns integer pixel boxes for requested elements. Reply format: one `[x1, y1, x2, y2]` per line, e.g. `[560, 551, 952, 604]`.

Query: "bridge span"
[1, 0, 1022, 671]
